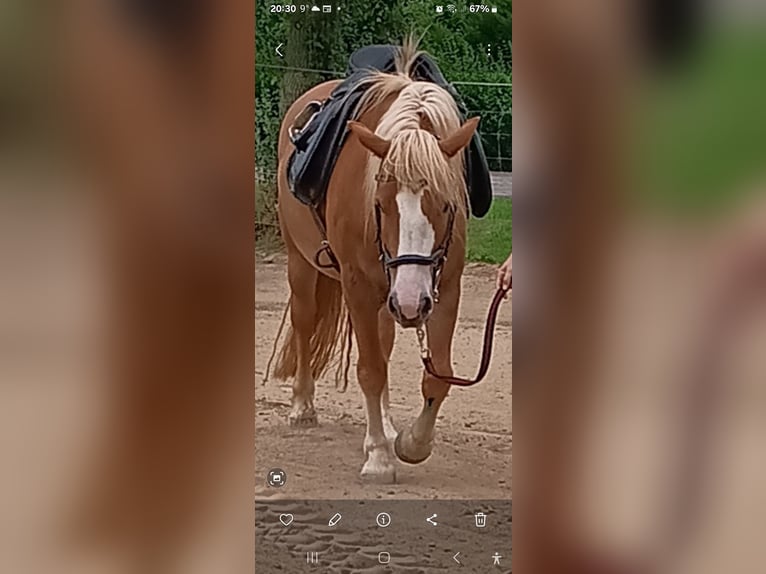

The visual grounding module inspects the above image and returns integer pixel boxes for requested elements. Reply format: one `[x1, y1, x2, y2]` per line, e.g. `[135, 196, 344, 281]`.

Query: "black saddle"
[287, 45, 493, 218]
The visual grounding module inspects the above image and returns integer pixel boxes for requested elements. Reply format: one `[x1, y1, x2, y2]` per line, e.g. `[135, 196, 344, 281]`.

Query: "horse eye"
[375, 172, 395, 184]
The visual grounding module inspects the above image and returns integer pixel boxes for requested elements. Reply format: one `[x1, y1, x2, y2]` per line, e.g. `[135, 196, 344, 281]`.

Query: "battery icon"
[491, 6, 498, 12]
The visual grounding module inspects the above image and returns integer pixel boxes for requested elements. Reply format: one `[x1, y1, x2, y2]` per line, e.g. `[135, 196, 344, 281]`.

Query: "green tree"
[281, 10, 339, 113]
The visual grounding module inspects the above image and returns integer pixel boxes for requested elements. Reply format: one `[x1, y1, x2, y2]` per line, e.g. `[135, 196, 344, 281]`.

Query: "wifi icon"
[446, 4, 456, 13]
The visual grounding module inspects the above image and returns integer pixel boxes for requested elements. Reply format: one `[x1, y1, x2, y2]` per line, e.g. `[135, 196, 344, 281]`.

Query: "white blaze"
[392, 190, 435, 319]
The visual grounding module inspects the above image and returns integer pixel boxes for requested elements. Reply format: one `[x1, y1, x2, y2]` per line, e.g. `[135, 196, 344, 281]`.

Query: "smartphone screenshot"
[256, 2, 511, 571]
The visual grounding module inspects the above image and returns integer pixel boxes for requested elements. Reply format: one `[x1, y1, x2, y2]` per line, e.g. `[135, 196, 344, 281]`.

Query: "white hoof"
[360, 444, 397, 483]
[394, 429, 433, 464]
[360, 459, 397, 484]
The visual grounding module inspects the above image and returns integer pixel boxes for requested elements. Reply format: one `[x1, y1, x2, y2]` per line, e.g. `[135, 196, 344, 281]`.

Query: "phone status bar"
[268, 4, 339, 14]
[269, 4, 341, 14]
[437, 4, 500, 14]
[267, 4, 502, 15]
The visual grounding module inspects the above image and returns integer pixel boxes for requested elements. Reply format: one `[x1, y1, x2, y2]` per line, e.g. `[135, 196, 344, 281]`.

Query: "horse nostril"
[388, 293, 399, 316]
[420, 294, 433, 316]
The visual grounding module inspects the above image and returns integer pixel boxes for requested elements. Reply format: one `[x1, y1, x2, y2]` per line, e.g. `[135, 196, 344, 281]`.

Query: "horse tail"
[273, 274, 352, 390]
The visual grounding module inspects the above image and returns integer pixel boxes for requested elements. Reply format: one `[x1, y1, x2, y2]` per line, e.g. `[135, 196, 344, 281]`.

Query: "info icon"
[267, 468, 287, 488]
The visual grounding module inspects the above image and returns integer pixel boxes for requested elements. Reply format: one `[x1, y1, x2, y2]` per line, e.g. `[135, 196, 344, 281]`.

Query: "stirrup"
[289, 101, 323, 144]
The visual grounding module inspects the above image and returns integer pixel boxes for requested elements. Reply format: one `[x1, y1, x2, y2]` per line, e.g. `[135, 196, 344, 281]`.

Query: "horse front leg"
[346, 283, 397, 483]
[395, 281, 460, 464]
[378, 309, 398, 444]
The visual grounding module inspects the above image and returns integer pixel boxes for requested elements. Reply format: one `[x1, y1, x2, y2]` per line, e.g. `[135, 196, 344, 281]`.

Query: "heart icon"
[279, 514, 294, 526]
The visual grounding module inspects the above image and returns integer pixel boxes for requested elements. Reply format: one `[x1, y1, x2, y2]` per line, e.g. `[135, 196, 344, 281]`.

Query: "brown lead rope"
[418, 280, 510, 387]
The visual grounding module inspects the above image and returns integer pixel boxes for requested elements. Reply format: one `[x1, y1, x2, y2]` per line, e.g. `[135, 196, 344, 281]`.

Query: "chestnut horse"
[274, 44, 479, 482]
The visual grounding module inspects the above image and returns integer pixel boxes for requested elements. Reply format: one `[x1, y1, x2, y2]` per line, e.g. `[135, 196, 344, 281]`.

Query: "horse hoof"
[394, 432, 432, 465]
[360, 464, 397, 484]
[288, 409, 318, 427]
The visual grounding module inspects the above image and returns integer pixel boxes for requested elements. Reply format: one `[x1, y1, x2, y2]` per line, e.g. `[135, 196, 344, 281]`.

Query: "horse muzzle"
[387, 289, 434, 328]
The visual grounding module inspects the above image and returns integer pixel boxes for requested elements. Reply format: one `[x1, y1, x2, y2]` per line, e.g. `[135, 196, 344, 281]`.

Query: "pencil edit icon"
[328, 512, 342, 527]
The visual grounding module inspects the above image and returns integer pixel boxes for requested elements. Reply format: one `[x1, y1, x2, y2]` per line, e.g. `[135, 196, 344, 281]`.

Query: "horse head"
[348, 115, 478, 328]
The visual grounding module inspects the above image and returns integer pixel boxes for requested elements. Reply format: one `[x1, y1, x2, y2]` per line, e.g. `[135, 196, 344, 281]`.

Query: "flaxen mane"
[355, 38, 467, 215]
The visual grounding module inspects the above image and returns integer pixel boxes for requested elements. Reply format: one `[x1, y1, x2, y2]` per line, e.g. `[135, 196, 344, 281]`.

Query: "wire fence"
[467, 107, 511, 172]
[255, 63, 511, 173]
[256, 63, 513, 86]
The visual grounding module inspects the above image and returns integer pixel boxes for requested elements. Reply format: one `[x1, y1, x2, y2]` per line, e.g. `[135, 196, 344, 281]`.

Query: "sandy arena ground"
[255, 257, 512, 500]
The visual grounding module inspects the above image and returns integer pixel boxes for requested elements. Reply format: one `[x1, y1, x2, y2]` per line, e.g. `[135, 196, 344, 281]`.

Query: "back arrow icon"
[275, 43, 284, 58]
[426, 513, 438, 526]
[453, 552, 462, 565]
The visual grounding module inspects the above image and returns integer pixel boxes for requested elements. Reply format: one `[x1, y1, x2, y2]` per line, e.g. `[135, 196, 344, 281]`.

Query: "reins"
[417, 279, 510, 387]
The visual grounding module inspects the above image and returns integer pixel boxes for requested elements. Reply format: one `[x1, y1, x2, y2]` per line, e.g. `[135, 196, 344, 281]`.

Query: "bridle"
[370, 170, 509, 387]
[372, 173, 457, 300]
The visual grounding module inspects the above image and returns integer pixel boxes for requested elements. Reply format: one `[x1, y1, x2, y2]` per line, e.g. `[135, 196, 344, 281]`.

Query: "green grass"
[640, 25, 766, 215]
[466, 197, 512, 264]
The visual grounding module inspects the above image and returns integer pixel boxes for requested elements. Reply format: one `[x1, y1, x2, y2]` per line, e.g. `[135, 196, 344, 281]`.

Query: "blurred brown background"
[514, 1, 766, 573]
[3, 1, 766, 572]
[1, 1, 253, 573]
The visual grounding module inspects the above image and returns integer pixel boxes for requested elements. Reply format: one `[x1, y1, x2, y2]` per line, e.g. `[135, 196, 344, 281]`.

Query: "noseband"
[373, 196, 456, 299]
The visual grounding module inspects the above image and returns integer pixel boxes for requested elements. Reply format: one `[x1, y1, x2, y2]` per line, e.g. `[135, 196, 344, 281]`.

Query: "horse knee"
[357, 360, 386, 393]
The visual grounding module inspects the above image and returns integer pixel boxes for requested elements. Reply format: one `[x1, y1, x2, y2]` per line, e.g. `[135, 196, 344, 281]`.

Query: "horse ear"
[439, 116, 480, 158]
[348, 121, 391, 158]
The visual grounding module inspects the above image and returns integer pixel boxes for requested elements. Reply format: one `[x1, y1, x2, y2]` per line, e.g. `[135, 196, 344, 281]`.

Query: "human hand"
[496, 253, 511, 293]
